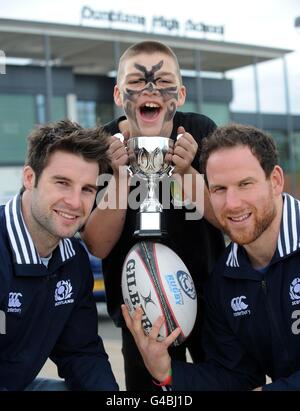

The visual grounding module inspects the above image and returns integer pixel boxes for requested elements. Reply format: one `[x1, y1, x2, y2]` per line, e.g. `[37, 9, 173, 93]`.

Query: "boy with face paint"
[82, 41, 225, 391]
[115, 56, 184, 138]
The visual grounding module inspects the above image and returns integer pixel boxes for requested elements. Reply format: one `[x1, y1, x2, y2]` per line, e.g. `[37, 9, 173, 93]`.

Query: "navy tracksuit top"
[172, 193, 300, 391]
[0, 194, 118, 391]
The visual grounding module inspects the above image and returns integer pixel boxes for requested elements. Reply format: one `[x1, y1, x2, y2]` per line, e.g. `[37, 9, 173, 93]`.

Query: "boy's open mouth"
[139, 102, 162, 121]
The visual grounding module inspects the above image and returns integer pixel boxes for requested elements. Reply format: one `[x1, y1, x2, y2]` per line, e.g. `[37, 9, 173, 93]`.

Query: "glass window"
[52, 96, 67, 121]
[36, 94, 46, 123]
[179, 100, 230, 126]
[265, 130, 299, 198]
[0, 94, 35, 164]
[36, 95, 66, 124]
[77, 101, 114, 127]
[202, 102, 230, 125]
[294, 131, 300, 197]
[267, 130, 289, 172]
[96, 102, 114, 125]
[180, 100, 197, 113]
[77, 101, 97, 127]
[293, 132, 300, 172]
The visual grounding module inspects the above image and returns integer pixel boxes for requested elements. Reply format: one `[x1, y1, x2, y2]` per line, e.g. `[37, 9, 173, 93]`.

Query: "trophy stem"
[140, 175, 162, 213]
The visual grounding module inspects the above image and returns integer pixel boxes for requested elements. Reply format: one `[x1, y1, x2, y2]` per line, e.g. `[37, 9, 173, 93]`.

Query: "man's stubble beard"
[222, 197, 277, 246]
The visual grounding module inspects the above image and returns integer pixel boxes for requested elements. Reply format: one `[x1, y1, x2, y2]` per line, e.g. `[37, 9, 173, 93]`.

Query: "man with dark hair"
[82, 40, 225, 390]
[122, 123, 300, 391]
[0, 120, 118, 391]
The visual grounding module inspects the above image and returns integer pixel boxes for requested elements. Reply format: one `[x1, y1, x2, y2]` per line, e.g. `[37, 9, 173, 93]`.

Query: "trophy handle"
[165, 164, 175, 177]
[161, 134, 181, 176]
[127, 165, 134, 177]
[114, 133, 124, 143]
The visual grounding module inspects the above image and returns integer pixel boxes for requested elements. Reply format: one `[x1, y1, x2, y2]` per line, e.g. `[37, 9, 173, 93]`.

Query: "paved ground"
[38, 303, 126, 390]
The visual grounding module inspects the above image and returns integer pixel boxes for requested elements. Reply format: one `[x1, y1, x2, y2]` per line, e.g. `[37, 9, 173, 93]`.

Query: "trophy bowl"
[126, 136, 174, 237]
[127, 136, 174, 178]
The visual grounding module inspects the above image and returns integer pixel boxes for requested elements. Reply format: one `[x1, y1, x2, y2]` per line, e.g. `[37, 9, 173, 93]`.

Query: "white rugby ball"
[121, 241, 197, 346]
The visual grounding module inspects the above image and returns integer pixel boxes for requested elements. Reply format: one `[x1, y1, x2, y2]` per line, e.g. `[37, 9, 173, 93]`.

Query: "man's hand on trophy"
[108, 132, 130, 174]
[172, 126, 198, 175]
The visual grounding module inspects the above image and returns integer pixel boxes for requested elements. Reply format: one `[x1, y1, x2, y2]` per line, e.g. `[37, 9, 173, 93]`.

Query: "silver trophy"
[127, 136, 174, 238]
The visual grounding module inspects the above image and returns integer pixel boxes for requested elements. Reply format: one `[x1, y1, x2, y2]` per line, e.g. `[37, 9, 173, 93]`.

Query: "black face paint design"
[134, 60, 163, 85]
[124, 85, 178, 101]
[124, 60, 179, 102]
[123, 100, 137, 131]
[122, 60, 180, 135]
[164, 101, 177, 122]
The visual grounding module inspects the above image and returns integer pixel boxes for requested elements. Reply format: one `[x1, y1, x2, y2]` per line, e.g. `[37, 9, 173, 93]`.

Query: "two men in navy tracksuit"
[0, 120, 118, 390]
[123, 123, 300, 391]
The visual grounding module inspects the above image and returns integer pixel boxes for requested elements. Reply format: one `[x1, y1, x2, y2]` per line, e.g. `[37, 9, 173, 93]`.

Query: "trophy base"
[134, 212, 167, 238]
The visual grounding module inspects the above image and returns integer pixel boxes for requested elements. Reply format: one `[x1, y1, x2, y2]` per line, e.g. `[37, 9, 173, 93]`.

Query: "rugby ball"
[121, 241, 197, 346]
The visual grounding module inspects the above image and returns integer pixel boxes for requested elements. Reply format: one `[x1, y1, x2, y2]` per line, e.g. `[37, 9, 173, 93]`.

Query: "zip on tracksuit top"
[172, 193, 300, 391]
[0, 194, 118, 391]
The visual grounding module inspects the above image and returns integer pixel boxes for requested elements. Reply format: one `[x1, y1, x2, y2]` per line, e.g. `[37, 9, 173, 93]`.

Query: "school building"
[0, 16, 299, 202]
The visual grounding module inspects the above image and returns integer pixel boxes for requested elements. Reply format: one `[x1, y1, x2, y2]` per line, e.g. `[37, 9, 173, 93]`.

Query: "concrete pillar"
[66, 93, 78, 122]
[194, 50, 203, 114]
[113, 41, 123, 118]
[253, 57, 263, 129]
[44, 34, 53, 122]
[282, 56, 297, 195]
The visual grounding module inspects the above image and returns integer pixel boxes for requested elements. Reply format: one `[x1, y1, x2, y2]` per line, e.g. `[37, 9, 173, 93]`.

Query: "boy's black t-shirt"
[102, 112, 225, 326]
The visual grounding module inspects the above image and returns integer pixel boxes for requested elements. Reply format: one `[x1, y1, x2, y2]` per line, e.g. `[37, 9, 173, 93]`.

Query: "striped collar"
[4, 194, 76, 265]
[226, 193, 300, 268]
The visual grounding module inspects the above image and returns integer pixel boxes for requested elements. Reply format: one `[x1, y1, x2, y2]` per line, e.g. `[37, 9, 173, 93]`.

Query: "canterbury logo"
[8, 292, 22, 308]
[7, 292, 23, 313]
[231, 296, 250, 317]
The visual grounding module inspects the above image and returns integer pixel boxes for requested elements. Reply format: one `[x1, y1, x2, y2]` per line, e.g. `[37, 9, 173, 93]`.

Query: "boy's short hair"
[117, 40, 182, 85]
